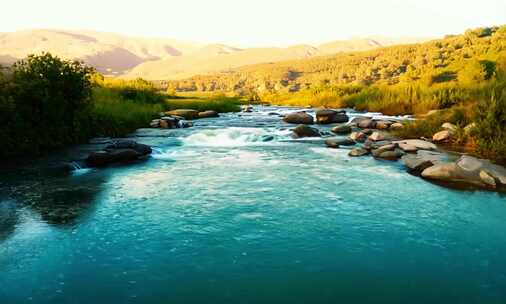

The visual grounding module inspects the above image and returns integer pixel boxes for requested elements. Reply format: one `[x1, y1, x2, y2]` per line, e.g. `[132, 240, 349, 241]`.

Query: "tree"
[6, 53, 94, 155]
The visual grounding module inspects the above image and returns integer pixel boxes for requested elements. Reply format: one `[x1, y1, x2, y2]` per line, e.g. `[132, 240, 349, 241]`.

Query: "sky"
[2, 0, 505, 47]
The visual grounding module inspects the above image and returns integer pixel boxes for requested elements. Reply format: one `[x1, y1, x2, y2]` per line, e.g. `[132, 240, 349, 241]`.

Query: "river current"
[1, 106, 505, 303]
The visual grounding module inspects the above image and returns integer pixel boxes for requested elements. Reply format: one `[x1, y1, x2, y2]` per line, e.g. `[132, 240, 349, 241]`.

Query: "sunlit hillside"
[0, 29, 201, 74]
[167, 26, 506, 95]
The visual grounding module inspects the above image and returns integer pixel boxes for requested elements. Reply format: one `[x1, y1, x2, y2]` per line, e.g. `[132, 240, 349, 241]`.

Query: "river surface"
[1, 106, 506, 303]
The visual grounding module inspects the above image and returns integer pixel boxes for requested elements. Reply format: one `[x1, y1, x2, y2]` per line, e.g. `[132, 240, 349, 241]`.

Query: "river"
[1, 106, 505, 303]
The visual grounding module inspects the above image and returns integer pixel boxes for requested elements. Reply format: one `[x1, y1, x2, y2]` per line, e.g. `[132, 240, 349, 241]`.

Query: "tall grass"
[262, 82, 479, 116]
[166, 96, 242, 112]
[88, 87, 164, 137]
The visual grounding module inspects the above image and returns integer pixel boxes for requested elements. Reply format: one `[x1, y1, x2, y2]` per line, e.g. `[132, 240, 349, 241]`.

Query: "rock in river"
[331, 124, 352, 135]
[350, 132, 367, 142]
[165, 109, 199, 120]
[325, 138, 356, 148]
[421, 155, 506, 189]
[86, 140, 152, 167]
[316, 109, 349, 124]
[349, 148, 369, 157]
[393, 139, 437, 151]
[198, 110, 219, 118]
[369, 132, 386, 142]
[292, 124, 321, 138]
[283, 112, 314, 124]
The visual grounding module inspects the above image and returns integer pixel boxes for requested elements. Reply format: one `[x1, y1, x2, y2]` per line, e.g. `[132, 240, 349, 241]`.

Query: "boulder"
[283, 112, 314, 124]
[198, 110, 219, 118]
[433, 130, 452, 142]
[350, 132, 367, 142]
[442, 122, 457, 132]
[86, 151, 115, 167]
[402, 154, 435, 175]
[178, 120, 193, 128]
[316, 109, 349, 124]
[358, 119, 376, 129]
[421, 155, 506, 189]
[390, 122, 404, 130]
[325, 138, 356, 148]
[398, 143, 418, 153]
[293, 124, 321, 138]
[393, 139, 437, 151]
[331, 125, 352, 135]
[165, 109, 199, 120]
[86, 140, 152, 167]
[375, 121, 392, 130]
[349, 148, 370, 157]
[160, 119, 176, 129]
[369, 132, 385, 142]
[364, 140, 392, 150]
[371, 144, 397, 157]
[375, 149, 404, 161]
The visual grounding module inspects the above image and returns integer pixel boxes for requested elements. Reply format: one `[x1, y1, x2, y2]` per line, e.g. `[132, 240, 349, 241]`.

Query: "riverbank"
[0, 55, 243, 159]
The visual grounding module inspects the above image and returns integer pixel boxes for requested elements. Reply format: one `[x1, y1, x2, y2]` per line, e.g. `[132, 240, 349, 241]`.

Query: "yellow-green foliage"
[168, 25, 506, 115]
[166, 95, 242, 113]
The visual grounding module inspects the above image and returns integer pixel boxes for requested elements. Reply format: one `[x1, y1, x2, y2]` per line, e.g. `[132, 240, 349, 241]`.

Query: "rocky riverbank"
[282, 108, 506, 192]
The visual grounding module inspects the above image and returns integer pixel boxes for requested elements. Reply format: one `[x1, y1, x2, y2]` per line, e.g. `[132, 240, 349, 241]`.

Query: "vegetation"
[166, 25, 506, 164]
[0, 53, 242, 158]
[0, 53, 94, 157]
[167, 25, 506, 106]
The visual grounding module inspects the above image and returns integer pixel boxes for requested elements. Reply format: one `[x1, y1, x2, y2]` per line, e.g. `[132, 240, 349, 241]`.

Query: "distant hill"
[126, 38, 427, 80]
[166, 26, 506, 95]
[0, 29, 201, 75]
[0, 29, 427, 79]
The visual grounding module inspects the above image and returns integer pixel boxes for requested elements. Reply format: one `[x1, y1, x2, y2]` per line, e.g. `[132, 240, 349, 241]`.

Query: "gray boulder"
[393, 139, 437, 151]
[316, 109, 349, 124]
[331, 125, 352, 135]
[349, 148, 370, 157]
[325, 138, 356, 148]
[86, 140, 152, 167]
[198, 110, 219, 118]
[165, 109, 199, 120]
[293, 124, 321, 138]
[283, 112, 314, 124]
[421, 155, 506, 189]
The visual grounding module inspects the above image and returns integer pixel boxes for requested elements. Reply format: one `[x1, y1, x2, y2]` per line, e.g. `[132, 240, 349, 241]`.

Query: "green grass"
[88, 87, 164, 137]
[165, 95, 243, 113]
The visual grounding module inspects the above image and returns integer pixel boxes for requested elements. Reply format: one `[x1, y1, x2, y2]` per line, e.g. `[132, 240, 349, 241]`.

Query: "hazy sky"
[2, 0, 505, 46]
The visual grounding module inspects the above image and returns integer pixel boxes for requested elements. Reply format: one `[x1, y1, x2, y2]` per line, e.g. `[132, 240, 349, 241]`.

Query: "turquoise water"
[1, 106, 506, 303]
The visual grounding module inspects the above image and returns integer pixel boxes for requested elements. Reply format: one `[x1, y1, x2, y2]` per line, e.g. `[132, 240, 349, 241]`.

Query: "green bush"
[0, 53, 93, 157]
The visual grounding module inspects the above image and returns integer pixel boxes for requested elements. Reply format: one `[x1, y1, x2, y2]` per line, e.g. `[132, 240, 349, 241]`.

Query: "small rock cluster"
[149, 109, 219, 129]
[283, 109, 349, 125]
[301, 112, 506, 191]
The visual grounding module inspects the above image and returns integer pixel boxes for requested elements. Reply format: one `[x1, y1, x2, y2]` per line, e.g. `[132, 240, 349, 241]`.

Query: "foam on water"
[182, 127, 292, 147]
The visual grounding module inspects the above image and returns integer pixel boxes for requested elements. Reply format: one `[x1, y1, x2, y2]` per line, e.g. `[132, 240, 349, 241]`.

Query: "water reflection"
[0, 163, 106, 241]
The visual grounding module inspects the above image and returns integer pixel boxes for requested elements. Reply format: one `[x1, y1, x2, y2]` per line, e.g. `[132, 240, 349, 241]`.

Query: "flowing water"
[1, 106, 505, 303]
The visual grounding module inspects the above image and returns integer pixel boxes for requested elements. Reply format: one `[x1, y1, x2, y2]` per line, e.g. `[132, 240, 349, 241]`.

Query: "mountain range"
[0, 29, 428, 80]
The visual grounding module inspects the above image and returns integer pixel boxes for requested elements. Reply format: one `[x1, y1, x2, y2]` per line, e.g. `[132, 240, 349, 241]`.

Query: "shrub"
[474, 82, 506, 164]
[1, 53, 93, 157]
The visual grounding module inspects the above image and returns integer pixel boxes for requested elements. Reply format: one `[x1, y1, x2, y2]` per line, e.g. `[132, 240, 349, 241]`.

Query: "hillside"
[126, 37, 426, 80]
[0, 29, 201, 75]
[0, 29, 426, 79]
[166, 26, 506, 95]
